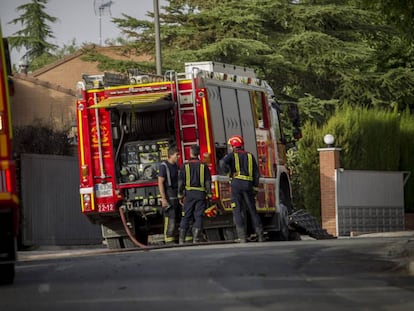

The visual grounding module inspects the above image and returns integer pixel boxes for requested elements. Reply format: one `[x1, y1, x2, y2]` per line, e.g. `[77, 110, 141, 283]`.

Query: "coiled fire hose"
[119, 206, 148, 250]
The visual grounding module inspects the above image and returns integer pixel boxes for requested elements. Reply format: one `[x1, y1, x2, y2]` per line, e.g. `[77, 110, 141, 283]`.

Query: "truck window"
[270, 105, 283, 142]
[251, 91, 269, 129]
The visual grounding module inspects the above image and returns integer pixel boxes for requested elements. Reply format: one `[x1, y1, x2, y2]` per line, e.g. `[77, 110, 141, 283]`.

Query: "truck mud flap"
[288, 209, 335, 240]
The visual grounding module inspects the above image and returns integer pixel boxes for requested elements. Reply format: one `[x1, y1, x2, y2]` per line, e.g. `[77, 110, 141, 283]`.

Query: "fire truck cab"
[0, 29, 19, 284]
[76, 61, 300, 248]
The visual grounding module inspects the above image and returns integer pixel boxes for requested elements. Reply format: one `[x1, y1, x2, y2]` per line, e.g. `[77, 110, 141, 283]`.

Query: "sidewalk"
[17, 244, 107, 262]
[352, 231, 414, 275]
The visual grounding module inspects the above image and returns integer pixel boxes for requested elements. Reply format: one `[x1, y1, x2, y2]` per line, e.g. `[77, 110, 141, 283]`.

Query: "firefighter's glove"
[204, 204, 218, 218]
[253, 187, 259, 197]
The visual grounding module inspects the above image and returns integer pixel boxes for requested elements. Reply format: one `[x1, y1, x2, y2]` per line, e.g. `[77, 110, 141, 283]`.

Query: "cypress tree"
[8, 0, 58, 61]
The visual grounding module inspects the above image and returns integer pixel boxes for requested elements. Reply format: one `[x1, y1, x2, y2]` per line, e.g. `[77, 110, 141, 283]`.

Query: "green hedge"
[12, 125, 72, 156]
[294, 122, 321, 219]
[294, 106, 413, 217]
[399, 110, 414, 212]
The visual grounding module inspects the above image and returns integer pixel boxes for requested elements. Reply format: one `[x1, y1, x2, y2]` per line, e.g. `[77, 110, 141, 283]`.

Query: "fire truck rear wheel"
[277, 204, 290, 241]
[268, 202, 290, 241]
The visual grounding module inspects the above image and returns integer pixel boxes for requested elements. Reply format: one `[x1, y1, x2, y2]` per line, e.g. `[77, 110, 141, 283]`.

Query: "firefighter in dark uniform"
[158, 145, 181, 244]
[220, 135, 264, 243]
[178, 144, 212, 244]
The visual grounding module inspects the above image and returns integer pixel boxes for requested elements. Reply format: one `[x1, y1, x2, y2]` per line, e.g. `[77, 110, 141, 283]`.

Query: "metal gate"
[20, 154, 101, 246]
[336, 170, 409, 236]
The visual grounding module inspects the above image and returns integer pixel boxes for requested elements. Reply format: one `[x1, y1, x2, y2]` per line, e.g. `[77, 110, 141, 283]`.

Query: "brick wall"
[10, 78, 75, 131]
[319, 148, 341, 236]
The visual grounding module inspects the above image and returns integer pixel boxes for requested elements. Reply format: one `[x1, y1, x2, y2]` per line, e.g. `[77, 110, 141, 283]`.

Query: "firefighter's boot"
[256, 227, 264, 242]
[192, 228, 202, 244]
[236, 227, 247, 243]
[179, 228, 186, 245]
[164, 217, 177, 245]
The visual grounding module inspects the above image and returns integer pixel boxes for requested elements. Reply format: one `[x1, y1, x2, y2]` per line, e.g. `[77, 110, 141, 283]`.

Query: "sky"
[0, 0, 167, 66]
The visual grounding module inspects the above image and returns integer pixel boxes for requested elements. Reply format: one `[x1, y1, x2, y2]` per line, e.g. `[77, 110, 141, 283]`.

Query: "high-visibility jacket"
[178, 159, 212, 198]
[159, 161, 179, 200]
[220, 150, 260, 190]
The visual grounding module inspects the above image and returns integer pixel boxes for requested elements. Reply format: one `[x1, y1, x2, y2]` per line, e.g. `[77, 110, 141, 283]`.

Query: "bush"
[12, 125, 72, 156]
[294, 106, 406, 218]
[324, 107, 400, 170]
[399, 110, 414, 212]
[294, 122, 321, 219]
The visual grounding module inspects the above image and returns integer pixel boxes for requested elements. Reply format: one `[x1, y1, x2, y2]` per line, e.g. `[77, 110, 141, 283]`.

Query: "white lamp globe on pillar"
[323, 134, 335, 148]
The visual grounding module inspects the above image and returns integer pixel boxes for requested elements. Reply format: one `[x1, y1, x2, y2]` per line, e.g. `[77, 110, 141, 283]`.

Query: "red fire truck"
[76, 61, 301, 248]
[0, 26, 19, 284]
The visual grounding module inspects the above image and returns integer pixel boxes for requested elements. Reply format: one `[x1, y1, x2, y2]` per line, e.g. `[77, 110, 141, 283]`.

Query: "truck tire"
[0, 263, 15, 285]
[276, 203, 289, 241]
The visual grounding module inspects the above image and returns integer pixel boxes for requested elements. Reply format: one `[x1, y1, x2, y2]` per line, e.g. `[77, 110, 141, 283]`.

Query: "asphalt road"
[1, 236, 414, 311]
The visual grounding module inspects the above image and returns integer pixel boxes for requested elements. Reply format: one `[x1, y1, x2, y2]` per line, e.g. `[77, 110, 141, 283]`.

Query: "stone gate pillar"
[318, 134, 341, 236]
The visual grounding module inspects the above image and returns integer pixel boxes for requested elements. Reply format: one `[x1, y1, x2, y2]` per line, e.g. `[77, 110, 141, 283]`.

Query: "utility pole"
[154, 0, 162, 75]
[99, 6, 103, 46]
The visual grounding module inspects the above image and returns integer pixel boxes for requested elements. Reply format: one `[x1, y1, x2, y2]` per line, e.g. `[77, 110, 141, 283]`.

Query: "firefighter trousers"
[164, 198, 181, 244]
[179, 192, 207, 233]
[231, 181, 262, 232]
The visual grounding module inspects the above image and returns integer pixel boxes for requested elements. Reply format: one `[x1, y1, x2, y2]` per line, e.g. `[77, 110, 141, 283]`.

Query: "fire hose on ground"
[119, 206, 148, 250]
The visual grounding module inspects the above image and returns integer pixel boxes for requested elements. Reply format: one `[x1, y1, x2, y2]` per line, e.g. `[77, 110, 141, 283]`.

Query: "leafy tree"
[28, 53, 59, 71]
[107, 1, 414, 116]
[23, 39, 80, 72]
[296, 107, 405, 216]
[54, 39, 79, 58]
[8, 0, 58, 63]
[399, 109, 414, 212]
[82, 0, 414, 215]
[356, 0, 414, 41]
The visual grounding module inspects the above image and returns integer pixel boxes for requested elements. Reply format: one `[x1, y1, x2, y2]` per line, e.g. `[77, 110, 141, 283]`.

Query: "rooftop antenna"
[94, 0, 114, 46]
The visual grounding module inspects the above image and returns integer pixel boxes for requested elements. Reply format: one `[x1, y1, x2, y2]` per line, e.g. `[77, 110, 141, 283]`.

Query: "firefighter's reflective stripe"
[161, 162, 172, 187]
[185, 163, 205, 191]
[164, 216, 175, 243]
[233, 152, 253, 181]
